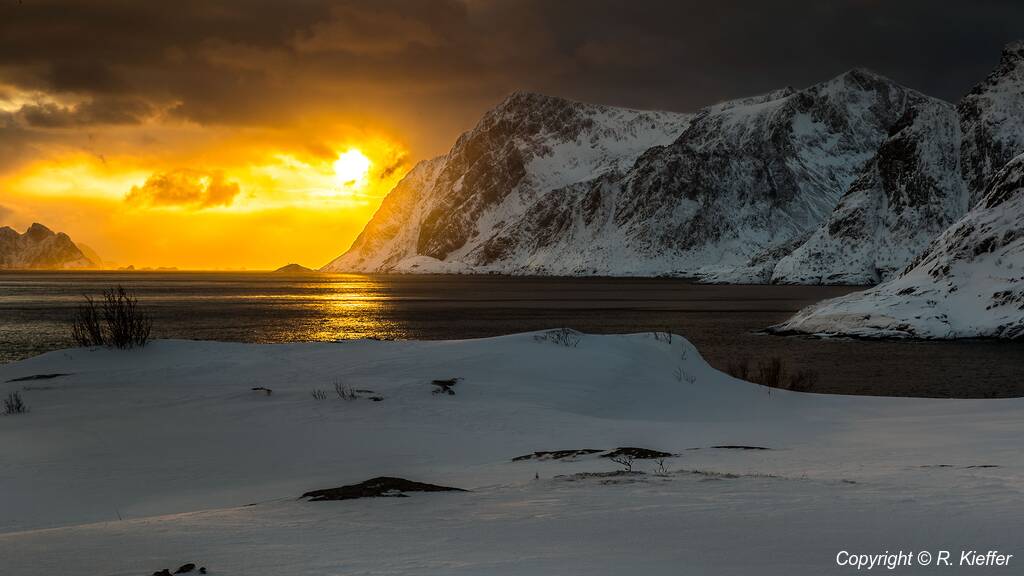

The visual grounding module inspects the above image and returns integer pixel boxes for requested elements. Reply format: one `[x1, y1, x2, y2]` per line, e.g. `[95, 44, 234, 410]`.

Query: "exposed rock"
[300, 477, 466, 501]
[602, 447, 674, 459]
[512, 449, 603, 462]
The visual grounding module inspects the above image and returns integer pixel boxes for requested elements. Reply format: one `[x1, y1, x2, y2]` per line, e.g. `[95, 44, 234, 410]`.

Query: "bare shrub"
[725, 356, 819, 392]
[534, 328, 581, 348]
[755, 357, 785, 388]
[3, 392, 28, 415]
[335, 381, 357, 401]
[726, 358, 750, 381]
[71, 295, 104, 347]
[674, 365, 696, 385]
[609, 453, 635, 472]
[653, 458, 670, 477]
[787, 369, 819, 392]
[71, 286, 152, 349]
[311, 388, 328, 400]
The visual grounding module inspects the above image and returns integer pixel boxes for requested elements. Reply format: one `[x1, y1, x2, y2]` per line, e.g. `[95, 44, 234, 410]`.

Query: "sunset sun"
[333, 149, 371, 187]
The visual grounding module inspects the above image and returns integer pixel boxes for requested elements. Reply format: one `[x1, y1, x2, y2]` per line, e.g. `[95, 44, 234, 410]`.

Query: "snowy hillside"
[769, 97, 966, 285]
[2, 332, 1023, 574]
[323, 93, 691, 273]
[772, 153, 1024, 339]
[0, 223, 95, 269]
[959, 40, 1024, 204]
[474, 70, 928, 276]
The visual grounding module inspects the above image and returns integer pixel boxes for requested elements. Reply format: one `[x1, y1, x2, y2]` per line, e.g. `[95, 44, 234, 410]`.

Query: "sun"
[333, 149, 371, 187]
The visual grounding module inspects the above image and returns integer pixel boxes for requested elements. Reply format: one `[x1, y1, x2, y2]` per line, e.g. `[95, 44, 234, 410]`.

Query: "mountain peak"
[25, 222, 54, 239]
[493, 91, 581, 114]
[830, 67, 897, 89]
[1003, 39, 1024, 59]
[0, 222, 95, 269]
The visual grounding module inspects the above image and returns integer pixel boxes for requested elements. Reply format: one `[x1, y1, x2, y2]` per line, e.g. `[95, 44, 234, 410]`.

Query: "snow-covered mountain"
[326, 72, 925, 275]
[772, 152, 1024, 339]
[0, 223, 95, 269]
[327, 43, 1024, 284]
[959, 40, 1024, 204]
[768, 97, 966, 285]
[475, 70, 930, 276]
[768, 40, 1024, 286]
[323, 92, 691, 272]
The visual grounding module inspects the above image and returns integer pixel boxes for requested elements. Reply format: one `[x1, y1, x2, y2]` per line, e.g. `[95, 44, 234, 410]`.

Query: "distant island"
[274, 263, 318, 274]
[0, 223, 97, 269]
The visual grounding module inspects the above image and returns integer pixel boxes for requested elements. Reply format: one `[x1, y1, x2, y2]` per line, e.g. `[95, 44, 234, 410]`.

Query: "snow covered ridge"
[326, 42, 1024, 285]
[3, 332, 1024, 574]
[323, 92, 692, 273]
[0, 223, 95, 269]
[327, 71, 927, 276]
[772, 153, 1024, 339]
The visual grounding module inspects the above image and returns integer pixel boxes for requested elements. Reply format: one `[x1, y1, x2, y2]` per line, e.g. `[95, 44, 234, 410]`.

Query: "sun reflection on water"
[290, 275, 409, 342]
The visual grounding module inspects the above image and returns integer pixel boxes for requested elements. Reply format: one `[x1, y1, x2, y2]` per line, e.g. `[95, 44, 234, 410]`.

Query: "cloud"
[0, 204, 13, 222]
[293, 4, 445, 55]
[14, 97, 155, 127]
[1, 0, 1024, 163]
[125, 170, 241, 208]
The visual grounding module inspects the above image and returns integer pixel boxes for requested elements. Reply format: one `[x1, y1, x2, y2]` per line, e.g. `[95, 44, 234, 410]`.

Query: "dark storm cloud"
[1, 0, 1023, 152]
[15, 97, 155, 127]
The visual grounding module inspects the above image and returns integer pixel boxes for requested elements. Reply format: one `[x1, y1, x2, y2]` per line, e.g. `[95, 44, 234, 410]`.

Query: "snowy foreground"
[1, 332, 1022, 575]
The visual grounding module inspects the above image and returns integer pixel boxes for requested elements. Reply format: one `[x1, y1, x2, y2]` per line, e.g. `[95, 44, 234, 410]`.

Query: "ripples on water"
[2, 271, 1023, 398]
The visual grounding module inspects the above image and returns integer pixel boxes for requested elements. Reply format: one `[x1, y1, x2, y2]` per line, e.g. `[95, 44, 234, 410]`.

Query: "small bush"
[534, 328, 581, 348]
[725, 356, 818, 393]
[787, 369, 819, 392]
[71, 286, 152, 349]
[726, 358, 750, 381]
[652, 458, 670, 477]
[71, 296, 104, 347]
[609, 454, 635, 472]
[755, 357, 785, 388]
[335, 381, 357, 401]
[3, 392, 29, 415]
[311, 388, 328, 400]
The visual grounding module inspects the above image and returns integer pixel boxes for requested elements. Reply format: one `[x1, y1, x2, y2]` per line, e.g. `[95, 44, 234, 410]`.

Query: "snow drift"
[2, 333, 1023, 574]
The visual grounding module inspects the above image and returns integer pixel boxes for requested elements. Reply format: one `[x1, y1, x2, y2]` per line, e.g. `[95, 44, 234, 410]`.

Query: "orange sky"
[0, 104, 413, 269]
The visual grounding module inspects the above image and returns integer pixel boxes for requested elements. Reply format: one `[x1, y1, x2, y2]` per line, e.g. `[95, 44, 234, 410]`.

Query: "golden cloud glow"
[0, 125, 412, 270]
